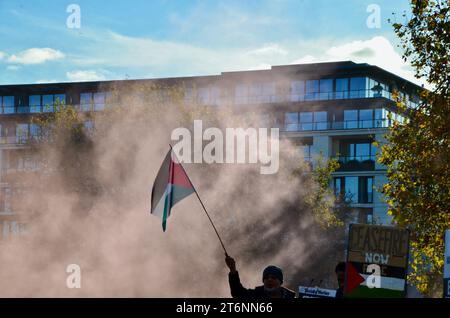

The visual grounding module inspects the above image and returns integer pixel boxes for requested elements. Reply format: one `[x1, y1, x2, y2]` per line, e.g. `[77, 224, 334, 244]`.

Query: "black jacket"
[228, 271, 296, 299]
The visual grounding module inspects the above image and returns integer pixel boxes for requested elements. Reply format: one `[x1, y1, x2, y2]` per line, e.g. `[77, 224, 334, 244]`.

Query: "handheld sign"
[444, 230, 450, 298]
[345, 224, 410, 298]
[298, 286, 337, 298]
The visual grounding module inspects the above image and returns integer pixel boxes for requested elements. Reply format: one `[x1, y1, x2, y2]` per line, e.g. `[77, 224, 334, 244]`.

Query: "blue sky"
[0, 0, 419, 85]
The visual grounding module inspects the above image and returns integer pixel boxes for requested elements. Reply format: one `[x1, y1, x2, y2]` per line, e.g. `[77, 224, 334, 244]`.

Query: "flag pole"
[169, 144, 229, 256]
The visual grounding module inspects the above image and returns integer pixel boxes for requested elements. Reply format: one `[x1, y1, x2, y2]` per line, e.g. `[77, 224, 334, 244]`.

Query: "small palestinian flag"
[344, 262, 407, 298]
[151, 149, 195, 231]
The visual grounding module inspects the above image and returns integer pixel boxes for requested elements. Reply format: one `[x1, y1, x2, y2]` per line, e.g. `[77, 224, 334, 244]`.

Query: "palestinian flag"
[344, 262, 407, 298]
[151, 149, 195, 231]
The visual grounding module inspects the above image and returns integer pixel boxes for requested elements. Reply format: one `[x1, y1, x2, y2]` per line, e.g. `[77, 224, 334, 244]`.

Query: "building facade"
[0, 61, 422, 240]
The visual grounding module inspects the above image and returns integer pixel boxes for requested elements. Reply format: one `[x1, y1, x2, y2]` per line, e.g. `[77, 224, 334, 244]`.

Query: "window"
[345, 176, 358, 202]
[375, 108, 390, 127]
[94, 93, 106, 111]
[92, 92, 112, 111]
[335, 78, 349, 99]
[314, 111, 327, 130]
[334, 176, 374, 204]
[29, 95, 41, 113]
[343, 109, 378, 129]
[198, 86, 221, 106]
[262, 82, 276, 103]
[300, 112, 313, 130]
[359, 177, 374, 203]
[319, 79, 333, 100]
[251, 82, 276, 103]
[291, 81, 305, 102]
[43, 95, 55, 112]
[334, 178, 342, 197]
[301, 144, 312, 162]
[235, 83, 276, 105]
[359, 109, 374, 128]
[28, 94, 66, 113]
[343, 142, 375, 161]
[48, 94, 66, 108]
[80, 93, 93, 111]
[368, 79, 387, 98]
[16, 124, 29, 144]
[344, 110, 358, 129]
[1, 96, 15, 114]
[29, 124, 41, 142]
[285, 111, 327, 131]
[54, 94, 65, 105]
[235, 85, 248, 104]
[305, 80, 319, 101]
[350, 77, 367, 98]
[355, 143, 370, 160]
[285, 113, 299, 131]
[17, 153, 39, 172]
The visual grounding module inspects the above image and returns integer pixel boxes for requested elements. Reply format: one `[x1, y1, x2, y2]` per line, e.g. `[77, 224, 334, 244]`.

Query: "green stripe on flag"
[346, 285, 405, 298]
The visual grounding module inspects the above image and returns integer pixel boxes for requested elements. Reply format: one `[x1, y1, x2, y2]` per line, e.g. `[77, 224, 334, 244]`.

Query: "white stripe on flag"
[360, 274, 405, 291]
[152, 184, 172, 218]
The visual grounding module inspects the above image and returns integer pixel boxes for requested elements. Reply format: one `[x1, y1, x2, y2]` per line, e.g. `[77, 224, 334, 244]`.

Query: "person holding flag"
[225, 255, 296, 299]
[151, 146, 294, 298]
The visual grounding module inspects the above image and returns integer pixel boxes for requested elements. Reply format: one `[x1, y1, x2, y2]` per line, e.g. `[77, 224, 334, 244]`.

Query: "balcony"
[0, 135, 41, 145]
[0, 86, 420, 116]
[289, 89, 418, 107]
[334, 155, 376, 171]
[283, 118, 391, 132]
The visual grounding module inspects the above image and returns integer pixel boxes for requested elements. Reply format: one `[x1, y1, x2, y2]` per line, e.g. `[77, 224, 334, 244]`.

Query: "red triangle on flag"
[170, 159, 193, 189]
[344, 262, 366, 295]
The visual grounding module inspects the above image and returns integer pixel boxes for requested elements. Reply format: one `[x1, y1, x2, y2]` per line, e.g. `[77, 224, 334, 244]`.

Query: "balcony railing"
[290, 89, 381, 101]
[283, 119, 391, 132]
[0, 87, 420, 115]
[0, 104, 112, 115]
[0, 135, 40, 145]
[334, 155, 376, 171]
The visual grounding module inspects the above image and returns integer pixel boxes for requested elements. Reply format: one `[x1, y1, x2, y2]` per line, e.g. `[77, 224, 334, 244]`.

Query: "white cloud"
[54, 28, 425, 88]
[291, 36, 426, 87]
[66, 70, 106, 82]
[8, 48, 65, 65]
[73, 31, 422, 87]
[0, 52, 6, 60]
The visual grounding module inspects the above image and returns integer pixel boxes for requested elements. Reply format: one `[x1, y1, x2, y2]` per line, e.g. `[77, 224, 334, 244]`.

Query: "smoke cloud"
[0, 82, 345, 297]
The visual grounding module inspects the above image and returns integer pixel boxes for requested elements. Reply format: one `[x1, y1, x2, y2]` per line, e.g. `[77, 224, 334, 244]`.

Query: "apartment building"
[0, 61, 422, 239]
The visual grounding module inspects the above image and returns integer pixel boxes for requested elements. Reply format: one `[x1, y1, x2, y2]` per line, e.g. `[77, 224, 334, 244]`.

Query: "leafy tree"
[304, 155, 343, 228]
[381, 0, 450, 296]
